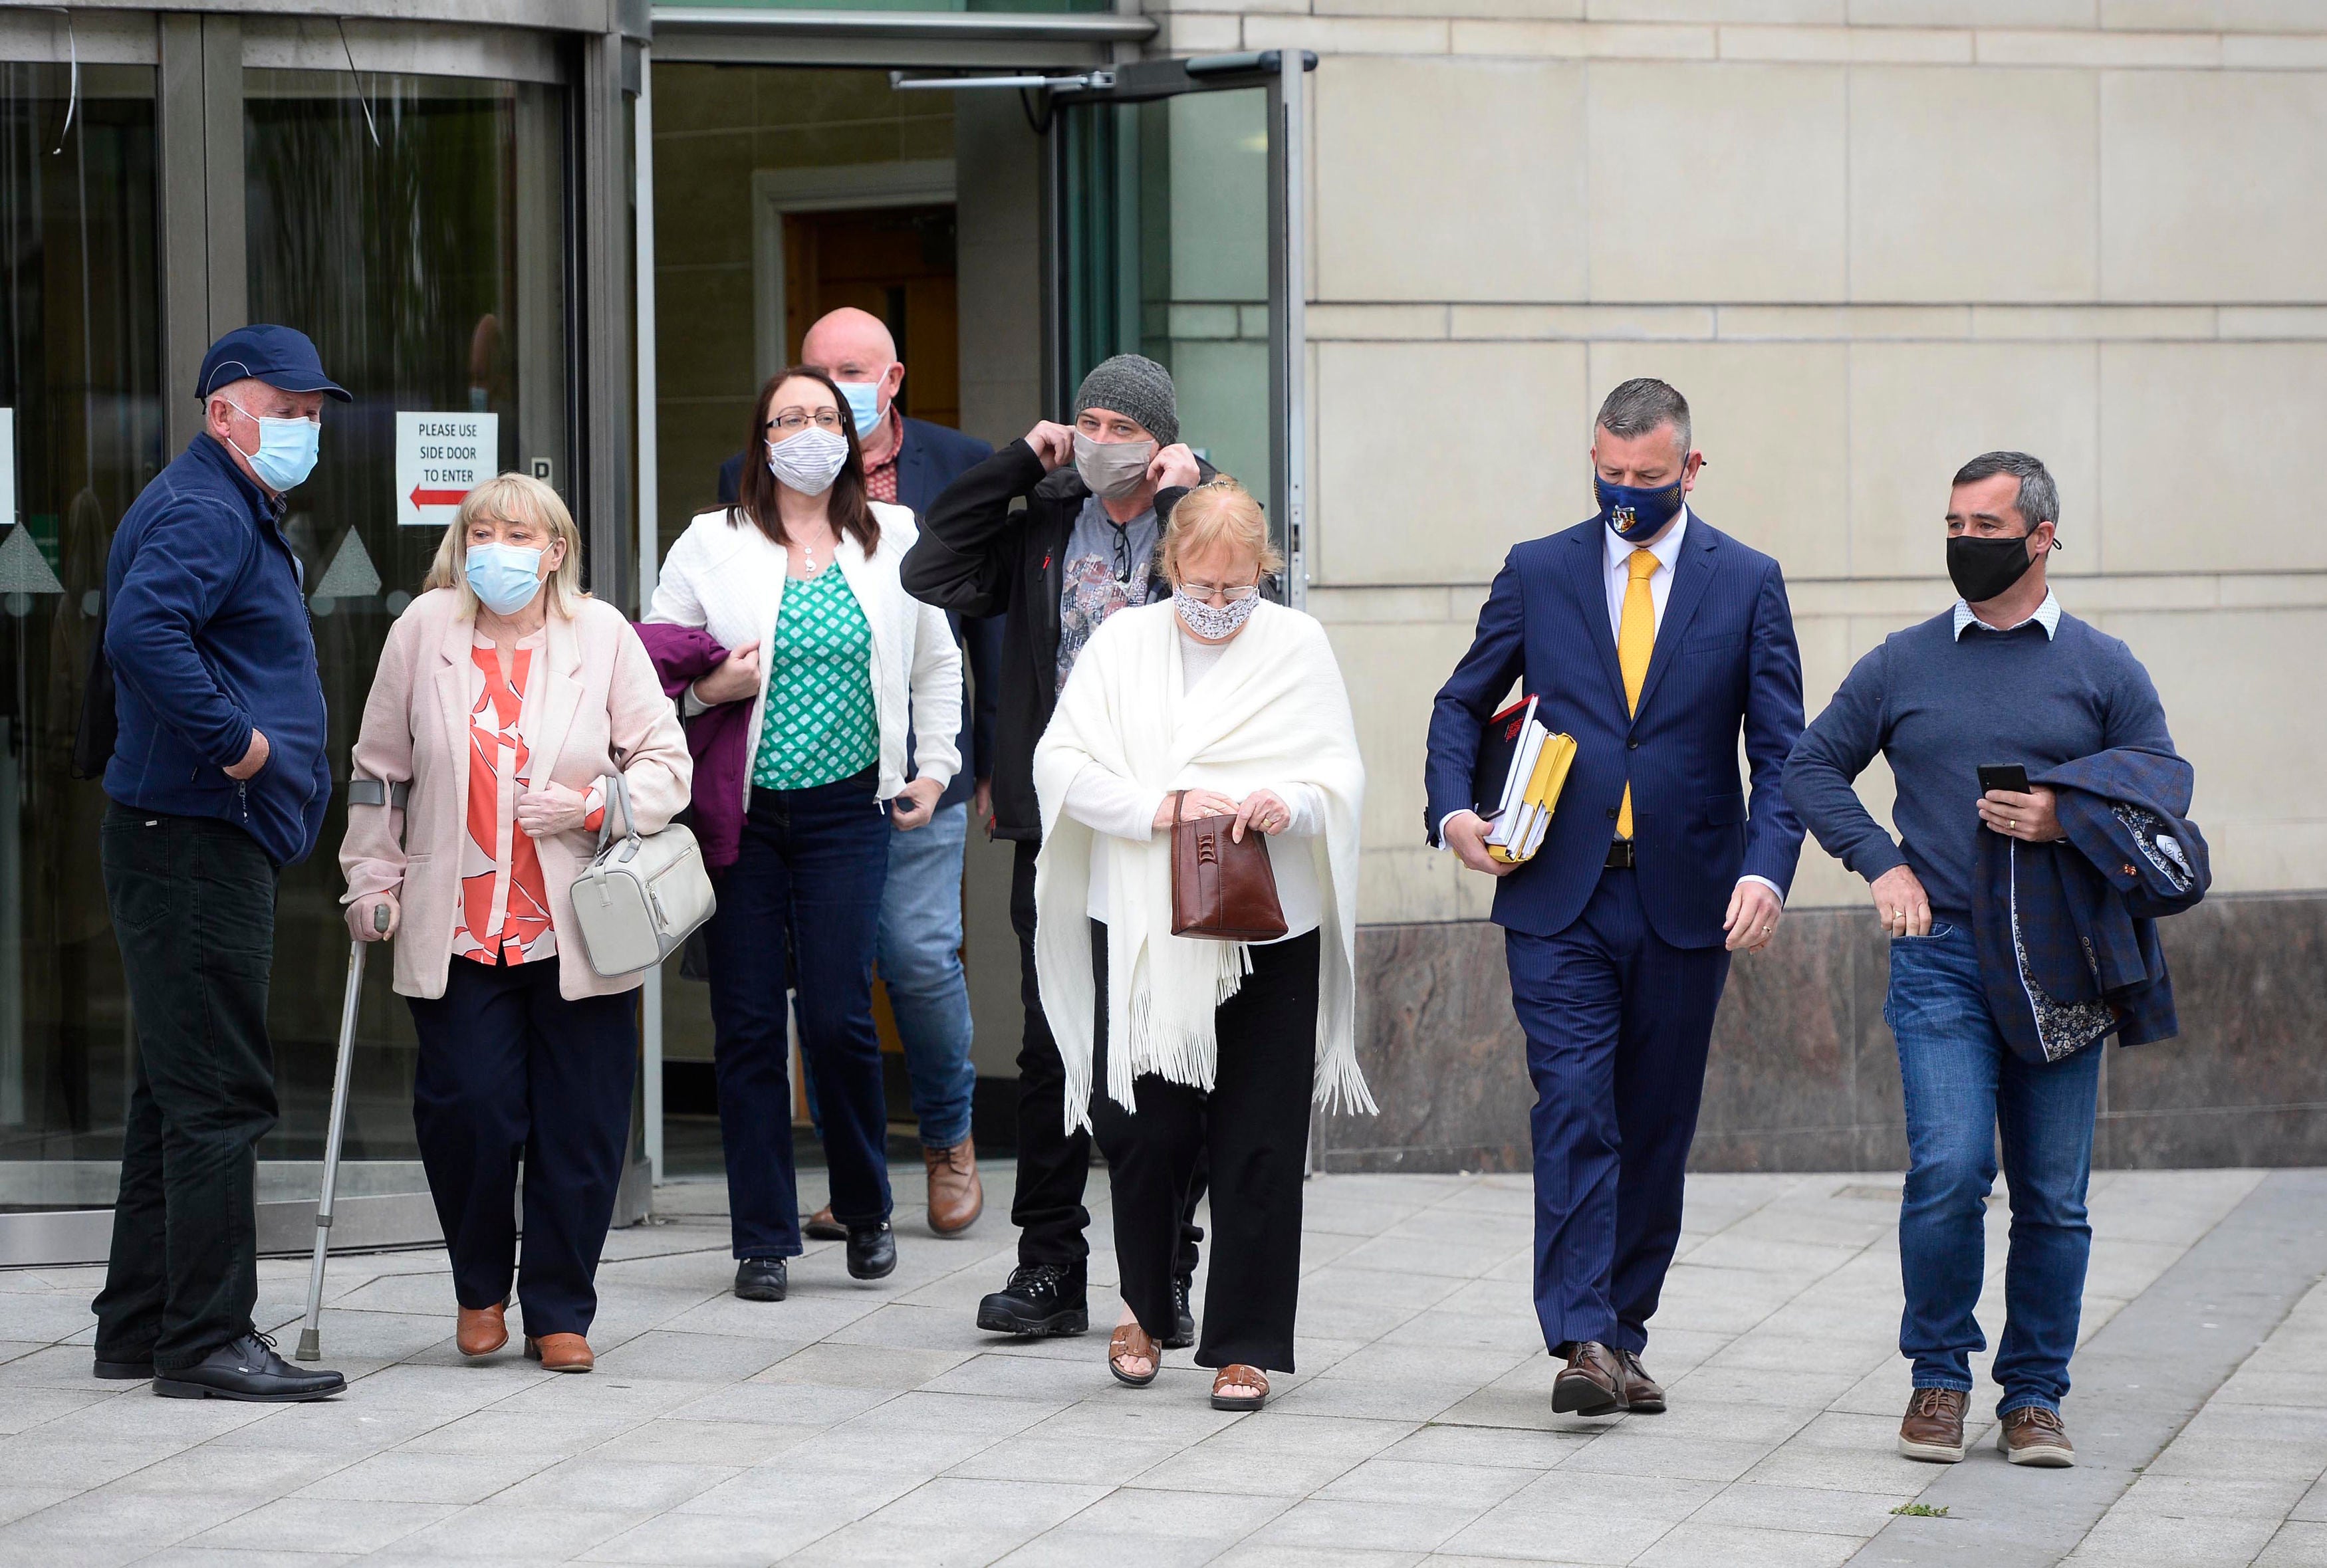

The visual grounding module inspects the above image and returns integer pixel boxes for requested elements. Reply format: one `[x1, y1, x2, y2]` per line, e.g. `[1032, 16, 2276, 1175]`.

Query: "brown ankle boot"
[525, 1333, 593, 1373]
[925, 1137, 984, 1236]
[456, 1302, 508, 1358]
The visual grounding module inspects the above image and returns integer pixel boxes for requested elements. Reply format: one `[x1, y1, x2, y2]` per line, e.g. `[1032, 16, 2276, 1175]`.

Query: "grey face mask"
[1073, 430, 1156, 501]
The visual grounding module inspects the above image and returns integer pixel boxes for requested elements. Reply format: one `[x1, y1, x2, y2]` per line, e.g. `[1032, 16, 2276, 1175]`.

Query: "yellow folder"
[1487, 732, 1578, 865]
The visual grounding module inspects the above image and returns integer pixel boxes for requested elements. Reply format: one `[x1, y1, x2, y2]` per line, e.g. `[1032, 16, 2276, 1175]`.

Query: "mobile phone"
[1977, 764, 2030, 796]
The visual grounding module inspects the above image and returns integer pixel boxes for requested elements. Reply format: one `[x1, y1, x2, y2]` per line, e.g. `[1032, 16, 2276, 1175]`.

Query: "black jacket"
[901, 439, 1211, 841]
[719, 414, 1001, 808]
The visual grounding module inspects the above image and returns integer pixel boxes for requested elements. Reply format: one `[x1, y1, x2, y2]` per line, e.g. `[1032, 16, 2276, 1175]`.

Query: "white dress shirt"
[1953, 589, 2060, 641]
[1445, 506, 1783, 908]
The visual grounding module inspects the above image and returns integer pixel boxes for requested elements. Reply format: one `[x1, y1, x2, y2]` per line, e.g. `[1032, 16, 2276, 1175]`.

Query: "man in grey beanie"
[903, 354, 1213, 1341]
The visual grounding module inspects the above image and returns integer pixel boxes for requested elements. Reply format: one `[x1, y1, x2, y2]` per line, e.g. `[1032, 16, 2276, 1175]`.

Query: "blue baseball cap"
[195, 324, 350, 403]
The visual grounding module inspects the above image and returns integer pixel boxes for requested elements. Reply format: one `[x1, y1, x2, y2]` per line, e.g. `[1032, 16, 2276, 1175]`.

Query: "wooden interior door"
[783, 203, 961, 430]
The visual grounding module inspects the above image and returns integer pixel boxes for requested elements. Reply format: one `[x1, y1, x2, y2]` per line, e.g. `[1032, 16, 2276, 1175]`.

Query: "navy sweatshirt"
[103, 433, 332, 867]
[1783, 603, 2174, 924]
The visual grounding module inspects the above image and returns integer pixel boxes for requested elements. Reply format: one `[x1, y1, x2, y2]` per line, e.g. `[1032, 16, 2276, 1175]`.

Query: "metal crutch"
[295, 900, 389, 1361]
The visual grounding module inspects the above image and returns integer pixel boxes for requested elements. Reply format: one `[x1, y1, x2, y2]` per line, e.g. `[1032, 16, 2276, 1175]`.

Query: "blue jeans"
[1886, 921, 2102, 1416]
[878, 801, 977, 1150]
[704, 772, 893, 1259]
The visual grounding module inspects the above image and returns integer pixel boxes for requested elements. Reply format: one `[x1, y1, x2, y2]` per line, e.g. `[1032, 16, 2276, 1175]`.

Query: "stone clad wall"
[1144, 0, 2327, 1165]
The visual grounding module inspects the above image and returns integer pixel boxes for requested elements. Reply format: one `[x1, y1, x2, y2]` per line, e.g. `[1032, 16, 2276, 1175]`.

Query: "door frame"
[751, 159, 960, 387]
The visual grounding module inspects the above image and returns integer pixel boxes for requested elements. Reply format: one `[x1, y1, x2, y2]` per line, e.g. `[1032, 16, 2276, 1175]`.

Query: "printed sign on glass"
[395, 411, 498, 528]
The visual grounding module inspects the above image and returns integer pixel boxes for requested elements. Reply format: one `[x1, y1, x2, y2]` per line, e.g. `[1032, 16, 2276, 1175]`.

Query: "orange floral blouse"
[453, 633, 605, 967]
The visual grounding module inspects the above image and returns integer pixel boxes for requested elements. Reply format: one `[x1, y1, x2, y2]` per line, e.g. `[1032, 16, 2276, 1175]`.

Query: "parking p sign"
[395, 411, 499, 527]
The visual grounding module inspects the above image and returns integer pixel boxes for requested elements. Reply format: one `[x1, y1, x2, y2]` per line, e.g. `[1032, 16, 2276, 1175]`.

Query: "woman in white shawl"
[1033, 477, 1370, 1411]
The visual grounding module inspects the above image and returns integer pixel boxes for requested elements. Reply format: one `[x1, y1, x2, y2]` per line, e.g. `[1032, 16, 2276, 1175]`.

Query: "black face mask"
[1947, 532, 2037, 604]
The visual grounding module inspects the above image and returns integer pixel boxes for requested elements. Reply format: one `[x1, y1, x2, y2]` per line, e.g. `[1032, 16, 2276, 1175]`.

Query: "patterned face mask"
[1174, 584, 1261, 641]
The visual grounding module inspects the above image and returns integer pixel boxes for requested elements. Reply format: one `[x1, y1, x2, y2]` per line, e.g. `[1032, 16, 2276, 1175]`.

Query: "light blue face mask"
[223, 400, 321, 493]
[465, 542, 546, 617]
[837, 376, 887, 439]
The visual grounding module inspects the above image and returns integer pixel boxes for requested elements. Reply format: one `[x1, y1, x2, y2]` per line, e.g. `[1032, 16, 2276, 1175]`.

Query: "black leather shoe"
[846, 1221, 896, 1281]
[153, 1332, 344, 1402]
[734, 1258, 789, 1301]
[975, 1263, 1089, 1337]
[1162, 1268, 1196, 1350]
[93, 1357, 154, 1381]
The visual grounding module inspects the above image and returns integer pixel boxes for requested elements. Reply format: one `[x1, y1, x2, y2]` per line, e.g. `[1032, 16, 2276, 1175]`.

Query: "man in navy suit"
[718, 307, 1003, 1242]
[1423, 378, 1806, 1416]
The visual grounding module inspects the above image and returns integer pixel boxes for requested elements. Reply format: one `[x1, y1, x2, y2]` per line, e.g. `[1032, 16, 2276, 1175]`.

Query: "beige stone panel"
[1316, 57, 1587, 304]
[1850, 66, 2098, 304]
[2104, 0, 2327, 31]
[1969, 305, 2214, 340]
[1317, 0, 1578, 17]
[1151, 12, 1241, 51]
[1314, 340, 1589, 584]
[2102, 71, 2327, 303]
[1592, 0, 1843, 21]
[1717, 304, 1970, 340]
[1306, 304, 1449, 341]
[1974, 29, 2220, 65]
[1848, 0, 2096, 23]
[1715, 24, 1973, 61]
[2205, 822, 2327, 899]
[2222, 35, 2327, 66]
[1452, 304, 1714, 340]
[2105, 609, 2327, 856]
[2221, 307, 2327, 339]
[1244, 14, 1450, 55]
[1587, 341, 1849, 577]
[1362, 845, 1493, 924]
[1587, 63, 1847, 303]
[2100, 342, 2327, 576]
[1848, 342, 2098, 580]
[1448, 19, 1717, 58]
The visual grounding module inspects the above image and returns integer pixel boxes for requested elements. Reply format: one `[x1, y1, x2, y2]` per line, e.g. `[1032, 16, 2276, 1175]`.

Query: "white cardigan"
[647, 501, 961, 804]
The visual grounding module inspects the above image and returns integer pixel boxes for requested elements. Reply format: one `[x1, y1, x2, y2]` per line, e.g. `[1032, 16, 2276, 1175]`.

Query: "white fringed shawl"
[1033, 600, 1374, 1133]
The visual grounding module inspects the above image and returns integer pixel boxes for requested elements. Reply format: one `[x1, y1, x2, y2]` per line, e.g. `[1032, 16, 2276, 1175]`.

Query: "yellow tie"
[1616, 548, 1657, 840]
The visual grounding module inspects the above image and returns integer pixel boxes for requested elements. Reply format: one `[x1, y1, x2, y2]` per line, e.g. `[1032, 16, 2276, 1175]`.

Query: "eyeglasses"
[766, 407, 844, 435]
[1179, 581, 1259, 607]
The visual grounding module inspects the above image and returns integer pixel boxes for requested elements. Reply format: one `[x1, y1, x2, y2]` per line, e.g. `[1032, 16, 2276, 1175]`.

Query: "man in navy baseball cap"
[86, 323, 350, 1403]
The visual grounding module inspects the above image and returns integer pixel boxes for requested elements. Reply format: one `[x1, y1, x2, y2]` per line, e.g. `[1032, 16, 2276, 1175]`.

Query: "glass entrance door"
[0, 61, 163, 1232]
[241, 68, 571, 1226]
[1048, 52, 1310, 598]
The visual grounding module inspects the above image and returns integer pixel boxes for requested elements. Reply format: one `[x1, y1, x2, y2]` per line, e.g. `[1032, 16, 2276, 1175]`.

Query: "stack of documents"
[1471, 695, 1578, 866]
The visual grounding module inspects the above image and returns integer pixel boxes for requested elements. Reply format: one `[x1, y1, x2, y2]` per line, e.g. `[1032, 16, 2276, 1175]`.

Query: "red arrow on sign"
[410, 485, 469, 508]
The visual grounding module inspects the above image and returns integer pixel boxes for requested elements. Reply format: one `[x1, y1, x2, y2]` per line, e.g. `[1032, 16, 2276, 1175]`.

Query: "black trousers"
[1009, 841, 1205, 1279]
[1090, 921, 1319, 1373]
[406, 956, 638, 1337]
[92, 803, 280, 1373]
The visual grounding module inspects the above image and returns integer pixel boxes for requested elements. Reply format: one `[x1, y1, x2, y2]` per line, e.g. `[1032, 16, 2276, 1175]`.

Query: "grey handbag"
[568, 770, 717, 977]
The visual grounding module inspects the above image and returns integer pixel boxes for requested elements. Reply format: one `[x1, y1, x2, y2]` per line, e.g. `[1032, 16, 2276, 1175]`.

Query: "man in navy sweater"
[1786, 451, 2178, 1471]
[91, 326, 347, 1402]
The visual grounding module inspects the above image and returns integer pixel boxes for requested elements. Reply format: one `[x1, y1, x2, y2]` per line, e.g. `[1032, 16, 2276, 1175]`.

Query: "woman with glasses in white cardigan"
[1033, 477, 1370, 1411]
[648, 367, 961, 1304]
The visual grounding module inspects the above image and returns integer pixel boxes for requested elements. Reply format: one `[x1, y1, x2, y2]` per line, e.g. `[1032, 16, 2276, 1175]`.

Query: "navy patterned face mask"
[1594, 472, 1687, 542]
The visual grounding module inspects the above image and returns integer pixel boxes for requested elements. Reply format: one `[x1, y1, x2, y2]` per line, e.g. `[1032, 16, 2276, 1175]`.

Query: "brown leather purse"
[1167, 791, 1288, 943]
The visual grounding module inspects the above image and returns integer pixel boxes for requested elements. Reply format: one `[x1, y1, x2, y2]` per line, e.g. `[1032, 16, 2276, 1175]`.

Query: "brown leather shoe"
[1552, 1341, 1630, 1417]
[1898, 1387, 1969, 1462]
[1997, 1405, 2076, 1467]
[1618, 1349, 1664, 1414]
[525, 1333, 593, 1373]
[455, 1302, 508, 1358]
[924, 1137, 984, 1236]
[803, 1206, 846, 1242]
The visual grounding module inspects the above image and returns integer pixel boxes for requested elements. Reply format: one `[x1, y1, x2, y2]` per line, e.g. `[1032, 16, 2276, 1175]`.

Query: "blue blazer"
[718, 415, 1000, 808]
[1423, 514, 1808, 948]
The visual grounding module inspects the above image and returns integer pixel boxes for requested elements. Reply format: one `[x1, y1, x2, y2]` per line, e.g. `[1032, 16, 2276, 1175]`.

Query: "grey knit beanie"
[1073, 354, 1178, 447]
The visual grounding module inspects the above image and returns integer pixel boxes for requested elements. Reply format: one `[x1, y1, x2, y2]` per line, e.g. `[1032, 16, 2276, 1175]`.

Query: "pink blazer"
[340, 588, 692, 1000]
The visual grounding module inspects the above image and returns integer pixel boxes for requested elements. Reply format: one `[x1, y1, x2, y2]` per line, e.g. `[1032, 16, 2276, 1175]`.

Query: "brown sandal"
[1108, 1321, 1160, 1387]
[1211, 1364, 1269, 1410]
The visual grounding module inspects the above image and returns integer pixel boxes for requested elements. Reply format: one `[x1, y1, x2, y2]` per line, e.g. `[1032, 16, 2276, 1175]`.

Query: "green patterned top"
[752, 565, 880, 790]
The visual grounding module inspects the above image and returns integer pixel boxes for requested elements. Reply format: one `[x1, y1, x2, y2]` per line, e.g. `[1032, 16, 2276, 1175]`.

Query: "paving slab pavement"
[0, 1164, 2318, 1566]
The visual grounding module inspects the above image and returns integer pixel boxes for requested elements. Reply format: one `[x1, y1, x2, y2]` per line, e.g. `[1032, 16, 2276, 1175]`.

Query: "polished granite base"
[1318, 891, 2327, 1174]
